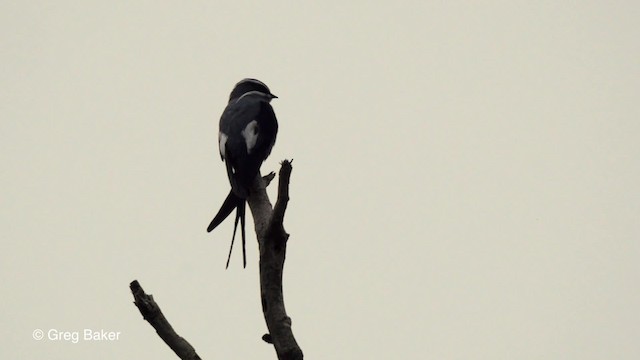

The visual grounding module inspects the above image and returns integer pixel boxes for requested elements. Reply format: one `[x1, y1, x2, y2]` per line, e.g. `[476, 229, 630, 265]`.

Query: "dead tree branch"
[129, 280, 202, 360]
[247, 160, 302, 360]
[130, 160, 301, 360]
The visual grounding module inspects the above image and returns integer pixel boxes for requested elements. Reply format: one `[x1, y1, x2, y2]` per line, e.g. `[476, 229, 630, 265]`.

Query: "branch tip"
[262, 333, 273, 344]
[129, 280, 202, 360]
[263, 171, 277, 186]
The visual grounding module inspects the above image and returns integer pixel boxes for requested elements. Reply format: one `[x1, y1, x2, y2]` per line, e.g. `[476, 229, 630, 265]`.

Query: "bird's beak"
[270, 94, 278, 99]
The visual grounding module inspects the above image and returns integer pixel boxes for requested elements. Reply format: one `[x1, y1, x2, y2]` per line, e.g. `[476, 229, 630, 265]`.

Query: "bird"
[207, 78, 279, 268]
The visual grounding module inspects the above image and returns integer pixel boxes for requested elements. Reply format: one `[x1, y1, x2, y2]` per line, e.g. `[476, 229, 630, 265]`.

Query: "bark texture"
[130, 160, 302, 360]
[247, 160, 303, 360]
[129, 280, 202, 360]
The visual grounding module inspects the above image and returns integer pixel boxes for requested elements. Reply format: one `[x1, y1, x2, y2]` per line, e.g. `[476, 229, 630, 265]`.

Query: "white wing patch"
[219, 132, 228, 159]
[241, 120, 259, 154]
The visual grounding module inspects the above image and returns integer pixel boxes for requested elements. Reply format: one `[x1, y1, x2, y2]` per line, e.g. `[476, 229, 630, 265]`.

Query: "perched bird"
[207, 79, 279, 268]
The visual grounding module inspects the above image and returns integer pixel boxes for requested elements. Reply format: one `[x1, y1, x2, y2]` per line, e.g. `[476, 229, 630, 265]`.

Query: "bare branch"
[247, 160, 303, 360]
[248, 173, 274, 237]
[130, 280, 202, 360]
[271, 160, 292, 232]
[262, 171, 277, 187]
[130, 159, 302, 360]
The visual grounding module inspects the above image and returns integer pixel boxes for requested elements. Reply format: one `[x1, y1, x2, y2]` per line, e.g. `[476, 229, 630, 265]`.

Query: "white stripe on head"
[229, 78, 273, 103]
[236, 90, 268, 102]
[236, 90, 270, 102]
[218, 132, 228, 159]
[241, 120, 259, 154]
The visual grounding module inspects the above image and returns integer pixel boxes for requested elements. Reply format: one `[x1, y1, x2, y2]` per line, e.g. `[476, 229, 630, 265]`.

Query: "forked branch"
[130, 160, 302, 360]
[247, 159, 302, 360]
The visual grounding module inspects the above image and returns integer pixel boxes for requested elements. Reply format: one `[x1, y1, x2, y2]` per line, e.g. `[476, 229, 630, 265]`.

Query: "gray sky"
[2, 1, 639, 359]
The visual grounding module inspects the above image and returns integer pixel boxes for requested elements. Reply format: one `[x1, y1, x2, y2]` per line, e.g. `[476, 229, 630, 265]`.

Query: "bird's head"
[229, 78, 278, 103]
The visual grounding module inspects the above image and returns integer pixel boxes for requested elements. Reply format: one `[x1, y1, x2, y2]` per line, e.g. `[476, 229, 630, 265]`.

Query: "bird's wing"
[250, 101, 279, 160]
[218, 98, 262, 197]
[218, 100, 260, 161]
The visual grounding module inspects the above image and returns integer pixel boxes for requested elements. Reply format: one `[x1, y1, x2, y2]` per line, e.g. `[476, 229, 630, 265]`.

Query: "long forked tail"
[224, 201, 247, 268]
[207, 190, 241, 232]
[208, 190, 247, 268]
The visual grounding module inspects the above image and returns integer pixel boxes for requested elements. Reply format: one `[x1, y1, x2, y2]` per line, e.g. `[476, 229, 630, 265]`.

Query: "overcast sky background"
[2, 1, 639, 359]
